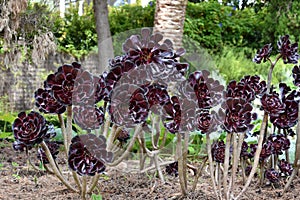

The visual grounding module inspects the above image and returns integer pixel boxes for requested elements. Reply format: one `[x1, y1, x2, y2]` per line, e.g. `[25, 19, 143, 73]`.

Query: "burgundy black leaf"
[68, 134, 113, 176]
[13, 111, 49, 146]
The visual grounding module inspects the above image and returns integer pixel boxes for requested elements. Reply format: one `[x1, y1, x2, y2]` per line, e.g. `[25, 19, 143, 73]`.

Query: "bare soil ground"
[1, 139, 300, 200]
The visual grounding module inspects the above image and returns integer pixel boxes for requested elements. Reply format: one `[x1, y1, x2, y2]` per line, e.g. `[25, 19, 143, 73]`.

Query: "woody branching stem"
[176, 132, 187, 196]
[106, 124, 142, 167]
[235, 55, 280, 199]
[41, 141, 77, 193]
[206, 134, 220, 199]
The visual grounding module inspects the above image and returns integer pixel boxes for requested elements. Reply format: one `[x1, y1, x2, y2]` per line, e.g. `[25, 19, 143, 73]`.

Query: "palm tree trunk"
[154, 0, 188, 50]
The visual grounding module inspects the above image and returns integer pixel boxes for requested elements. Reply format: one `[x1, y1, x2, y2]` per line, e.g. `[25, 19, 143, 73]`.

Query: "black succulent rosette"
[68, 134, 113, 176]
[105, 60, 136, 97]
[44, 62, 82, 106]
[72, 70, 102, 105]
[227, 75, 266, 102]
[265, 168, 280, 183]
[221, 98, 257, 133]
[240, 75, 267, 97]
[73, 105, 105, 131]
[240, 141, 250, 158]
[122, 28, 187, 69]
[142, 83, 170, 115]
[269, 84, 299, 129]
[121, 28, 188, 85]
[95, 73, 110, 102]
[34, 88, 66, 114]
[195, 109, 220, 134]
[162, 96, 181, 134]
[165, 161, 178, 177]
[212, 140, 226, 163]
[261, 91, 285, 116]
[188, 70, 224, 109]
[260, 142, 273, 161]
[278, 159, 293, 176]
[37, 141, 60, 164]
[267, 134, 290, 155]
[277, 35, 299, 64]
[253, 43, 272, 64]
[12, 140, 31, 152]
[292, 65, 300, 87]
[250, 142, 272, 162]
[13, 111, 49, 146]
[116, 129, 130, 143]
[108, 83, 149, 127]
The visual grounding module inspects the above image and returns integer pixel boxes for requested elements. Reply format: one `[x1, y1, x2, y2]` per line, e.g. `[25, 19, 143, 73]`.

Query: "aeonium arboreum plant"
[11, 29, 300, 200]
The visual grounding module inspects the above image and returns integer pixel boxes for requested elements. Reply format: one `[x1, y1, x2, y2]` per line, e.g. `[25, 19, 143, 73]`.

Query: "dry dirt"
[1, 139, 300, 200]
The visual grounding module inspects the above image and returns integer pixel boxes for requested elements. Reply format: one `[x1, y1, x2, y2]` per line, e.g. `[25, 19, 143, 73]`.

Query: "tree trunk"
[154, 0, 188, 50]
[93, 0, 114, 73]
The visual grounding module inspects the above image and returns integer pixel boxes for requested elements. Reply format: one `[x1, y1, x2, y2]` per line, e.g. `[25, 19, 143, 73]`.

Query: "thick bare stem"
[88, 174, 100, 194]
[235, 113, 268, 199]
[183, 131, 189, 189]
[41, 141, 77, 192]
[81, 176, 87, 200]
[102, 115, 111, 138]
[106, 124, 118, 152]
[229, 133, 245, 197]
[176, 132, 187, 195]
[153, 153, 165, 183]
[191, 156, 208, 191]
[58, 114, 68, 153]
[66, 106, 73, 154]
[223, 133, 232, 199]
[206, 134, 220, 199]
[106, 124, 142, 166]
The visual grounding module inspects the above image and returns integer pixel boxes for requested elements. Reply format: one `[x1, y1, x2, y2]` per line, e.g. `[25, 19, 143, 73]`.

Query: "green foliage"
[108, 4, 155, 37]
[214, 46, 295, 84]
[261, 0, 299, 44]
[53, 3, 98, 59]
[184, 2, 263, 53]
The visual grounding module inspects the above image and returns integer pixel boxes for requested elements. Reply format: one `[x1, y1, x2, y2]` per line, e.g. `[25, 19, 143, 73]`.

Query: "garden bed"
[1, 139, 300, 200]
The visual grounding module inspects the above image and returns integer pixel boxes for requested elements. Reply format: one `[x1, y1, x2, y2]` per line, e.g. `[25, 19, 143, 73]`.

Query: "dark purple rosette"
[292, 65, 300, 87]
[212, 140, 226, 163]
[261, 91, 285, 116]
[34, 88, 66, 114]
[72, 70, 101, 105]
[13, 111, 49, 146]
[265, 168, 280, 183]
[12, 140, 31, 152]
[269, 84, 299, 129]
[278, 159, 293, 176]
[240, 141, 250, 158]
[162, 96, 181, 134]
[165, 161, 178, 177]
[188, 70, 224, 109]
[142, 83, 170, 115]
[116, 129, 130, 143]
[37, 141, 60, 164]
[44, 62, 82, 106]
[68, 134, 113, 176]
[277, 35, 299, 64]
[253, 43, 272, 64]
[195, 109, 218, 134]
[227, 75, 266, 102]
[221, 98, 257, 133]
[267, 134, 290, 155]
[108, 83, 149, 128]
[73, 105, 105, 131]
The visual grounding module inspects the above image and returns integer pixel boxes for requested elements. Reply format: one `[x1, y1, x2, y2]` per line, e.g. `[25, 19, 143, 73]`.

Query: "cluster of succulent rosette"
[11, 29, 300, 199]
